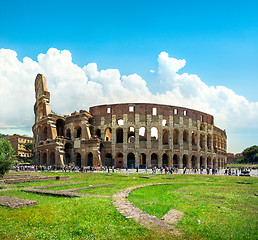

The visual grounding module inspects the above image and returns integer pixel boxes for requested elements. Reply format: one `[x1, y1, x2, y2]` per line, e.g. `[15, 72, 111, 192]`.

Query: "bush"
[0, 136, 15, 178]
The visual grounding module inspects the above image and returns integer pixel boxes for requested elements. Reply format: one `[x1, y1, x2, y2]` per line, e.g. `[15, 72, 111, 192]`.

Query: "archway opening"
[49, 152, 55, 166]
[139, 127, 147, 141]
[116, 153, 123, 168]
[183, 154, 188, 168]
[75, 126, 82, 138]
[151, 127, 158, 141]
[66, 128, 71, 139]
[162, 153, 168, 167]
[200, 156, 204, 168]
[173, 154, 178, 167]
[88, 152, 93, 166]
[116, 128, 123, 143]
[183, 130, 188, 144]
[151, 153, 158, 167]
[103, 153, 113, 167]
[76, 153, 81, 167]
[173, 129, 179, 145]
[140, 153, 146, 169]
[127, 153, 135, 169]
[128, 127, 135, 143]
[162, 129, 169, 145]
[191, 155, 197, 168]
[56, 119, 65, 137]
[42, 152, 47, 165]
[96, 129, 101, 138]
[105, 127, 112, 141]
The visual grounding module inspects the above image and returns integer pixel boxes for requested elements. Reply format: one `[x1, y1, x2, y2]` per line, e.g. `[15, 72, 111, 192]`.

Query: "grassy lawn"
[0, 172, 257, 240]
[226, 163, 258, 168]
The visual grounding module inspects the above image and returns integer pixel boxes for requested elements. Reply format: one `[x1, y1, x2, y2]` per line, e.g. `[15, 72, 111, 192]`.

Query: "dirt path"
[112, 183, 183, 235]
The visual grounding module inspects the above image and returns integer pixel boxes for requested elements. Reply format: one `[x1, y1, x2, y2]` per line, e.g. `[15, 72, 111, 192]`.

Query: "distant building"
[3, 134, 33, 158]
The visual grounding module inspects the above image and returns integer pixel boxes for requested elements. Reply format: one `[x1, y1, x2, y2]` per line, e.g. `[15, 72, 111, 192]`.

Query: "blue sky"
[0, 0, 257, 153]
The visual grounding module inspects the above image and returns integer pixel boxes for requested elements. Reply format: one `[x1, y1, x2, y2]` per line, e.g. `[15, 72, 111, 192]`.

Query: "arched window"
[207, 134, 212, 150]
[66, 129, 71, 139]
[173, 154, 178, 167]
[192, 131, 197, 145]
[56, 119, 65, 137]
[42, 152, 47, 165]
[42, 126, 48, 140]
[173, 129, 179, 145]
[200, 133, 205, 149]
[183, 130, 188, 144]
[151, 127, 158, 141]
[117, 118, 124, 126]
[162, 129, 169, 145]
[105, 127, 112, 141]
[96, 129, 101, 138]
[139, 127, 147, 141]
[75, 126, 82, 138]
[128, 127, 135, 143]
[116, 128, 123, 143]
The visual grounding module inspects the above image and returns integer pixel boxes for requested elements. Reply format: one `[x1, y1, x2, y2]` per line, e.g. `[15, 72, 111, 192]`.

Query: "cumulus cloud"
[0, 48, 257, 152]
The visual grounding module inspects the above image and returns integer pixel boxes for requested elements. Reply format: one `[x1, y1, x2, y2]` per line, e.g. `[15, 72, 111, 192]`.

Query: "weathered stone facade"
[33, 74, 227, 169]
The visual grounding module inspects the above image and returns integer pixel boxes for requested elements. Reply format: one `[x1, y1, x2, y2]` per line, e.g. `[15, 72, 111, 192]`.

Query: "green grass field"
[0, 172, 257, 240]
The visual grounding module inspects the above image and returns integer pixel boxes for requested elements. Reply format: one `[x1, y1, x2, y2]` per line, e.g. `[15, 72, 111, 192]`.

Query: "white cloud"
[150, 69, 155, 73]
[0, 48, 257, 152]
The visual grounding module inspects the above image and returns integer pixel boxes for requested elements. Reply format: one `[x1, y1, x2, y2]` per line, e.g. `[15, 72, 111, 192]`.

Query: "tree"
[242, 145, 258, 163]
[24, 143, 33, 151]
[0, 136, 15, 178]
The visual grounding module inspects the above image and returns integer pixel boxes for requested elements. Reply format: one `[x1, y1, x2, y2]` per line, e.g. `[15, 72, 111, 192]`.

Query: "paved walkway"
[112, 183, 183, 235]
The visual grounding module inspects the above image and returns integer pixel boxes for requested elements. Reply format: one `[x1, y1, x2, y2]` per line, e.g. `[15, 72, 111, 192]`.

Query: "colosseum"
[33, 74, 227, 169]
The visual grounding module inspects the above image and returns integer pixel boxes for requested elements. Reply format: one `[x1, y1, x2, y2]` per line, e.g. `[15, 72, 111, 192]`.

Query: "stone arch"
[192, 131, 197, 145]
[105, 127, 112, 141]
[200, 133, 205, 149]
[200, 123, 205, 131]
[139, 127, 147, 141]
[173, 154, 179, 167]
[140, 153, 146, 168]
[116, 127, 123, 143]
[75, 153, 81, 167]
[117, 117, 124, 126]
[207, 156, 212, 168]
[183, 130, 188, 144]
[162, 153, 168, 167]
[127, 153, 135, 169]
[42, 152, 47, 165]
[103, 153, 113, 167]
[116, 152, 123, 168]
[207, 134, 212, 150]
[75, 125, 82, 138]
[200, 156, 205, 168]
[95, 129, 101, 138]
[191, 155, 197, 168]
[162, 129, 169, 145]
[151, 127, 158, 141]
[173, 129, 179, 145]
[66, 128, 71, 139]
[183, 154, 188, 168]
[56, 119, 65, 137]
[42, 126, 48, 140]
[49, 152, 55, 166]
[151, 153, 158, 167]
[88, 152, 93, 166]
[128, 127, 135, 143]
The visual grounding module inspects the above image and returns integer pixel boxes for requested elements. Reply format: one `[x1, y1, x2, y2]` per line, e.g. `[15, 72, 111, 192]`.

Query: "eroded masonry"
[33, 74, 227, 169]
